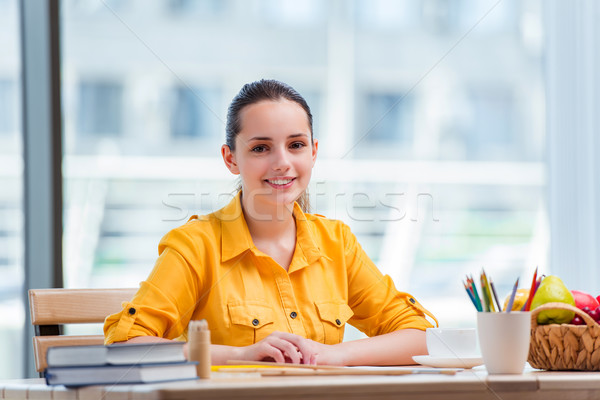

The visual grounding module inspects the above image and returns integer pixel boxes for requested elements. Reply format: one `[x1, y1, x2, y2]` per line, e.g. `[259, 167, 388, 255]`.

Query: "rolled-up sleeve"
[104, 227, 204, 344]
[342, 223, 438, 336]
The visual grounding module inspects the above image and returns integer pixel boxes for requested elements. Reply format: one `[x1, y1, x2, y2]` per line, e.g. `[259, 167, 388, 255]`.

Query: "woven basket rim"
[528, 303, 600, 371]
[530, 302, 599, 328]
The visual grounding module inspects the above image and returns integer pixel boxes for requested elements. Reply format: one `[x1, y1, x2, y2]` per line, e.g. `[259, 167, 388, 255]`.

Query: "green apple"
[530, 275, 575, 324]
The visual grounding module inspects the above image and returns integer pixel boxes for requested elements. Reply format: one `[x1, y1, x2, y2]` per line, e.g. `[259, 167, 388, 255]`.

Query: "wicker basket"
[528, 302, 600, 370]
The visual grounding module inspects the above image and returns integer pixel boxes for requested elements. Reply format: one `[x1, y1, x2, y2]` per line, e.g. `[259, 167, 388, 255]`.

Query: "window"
[356, 0, 421, 30]
[0, 80, 18, 134]
[166, 0, 224, 16]
[0, 0, 24, 379]
[359, 92, 414, 152]
[77, 81, 123, 136]
[60, 0, 545, 333]
[170, 86, 221, 140]
[466, 88, 519, 160]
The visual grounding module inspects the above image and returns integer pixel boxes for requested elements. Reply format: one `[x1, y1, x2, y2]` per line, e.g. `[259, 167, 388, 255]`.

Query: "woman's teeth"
[268, 179, 293, 185]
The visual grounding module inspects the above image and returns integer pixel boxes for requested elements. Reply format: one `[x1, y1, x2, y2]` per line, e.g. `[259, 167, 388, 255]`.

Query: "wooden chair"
[28, 288, 137, 372]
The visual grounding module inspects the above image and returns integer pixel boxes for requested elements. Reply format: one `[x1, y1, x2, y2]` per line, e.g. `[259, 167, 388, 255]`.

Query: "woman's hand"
[239, 331, 317, 364]
[233, 331, 346, 366]
[209, 332, 345, 365]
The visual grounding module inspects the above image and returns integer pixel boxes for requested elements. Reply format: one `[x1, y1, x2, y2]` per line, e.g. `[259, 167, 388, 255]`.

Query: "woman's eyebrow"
[288, 133, 309, 139]
[248, 133, 309, 142]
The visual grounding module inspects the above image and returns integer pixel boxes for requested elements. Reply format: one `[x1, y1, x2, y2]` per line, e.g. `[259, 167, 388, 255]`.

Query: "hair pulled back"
[225, 79, 313, 151]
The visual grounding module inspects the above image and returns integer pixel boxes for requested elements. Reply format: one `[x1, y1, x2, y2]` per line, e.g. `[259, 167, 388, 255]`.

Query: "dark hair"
[225, 80, 314, 212]
[226, 79, 314, 151]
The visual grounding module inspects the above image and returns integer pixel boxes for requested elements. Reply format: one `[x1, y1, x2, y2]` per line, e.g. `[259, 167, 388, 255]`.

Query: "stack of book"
[44, 342, 198, 387]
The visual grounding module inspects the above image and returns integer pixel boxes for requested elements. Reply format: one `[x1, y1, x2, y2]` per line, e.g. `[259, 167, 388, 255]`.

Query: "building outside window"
[77, 81, 123, 137]
[58, 0, 545, 335]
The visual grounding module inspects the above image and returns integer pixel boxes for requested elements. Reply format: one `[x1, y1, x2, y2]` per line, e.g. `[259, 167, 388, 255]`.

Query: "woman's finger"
[259, 343, 286, 364]
[266, 336, 302, 364]
[273, 332, 316, 365]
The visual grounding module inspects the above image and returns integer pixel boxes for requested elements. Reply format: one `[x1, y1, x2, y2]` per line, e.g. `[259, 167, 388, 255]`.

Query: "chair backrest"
[28, 288, 137, 372]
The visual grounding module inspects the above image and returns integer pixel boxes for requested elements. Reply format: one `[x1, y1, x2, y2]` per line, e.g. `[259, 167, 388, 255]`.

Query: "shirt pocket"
[227, 301, 275, 345]
[315, 301, 354, 344]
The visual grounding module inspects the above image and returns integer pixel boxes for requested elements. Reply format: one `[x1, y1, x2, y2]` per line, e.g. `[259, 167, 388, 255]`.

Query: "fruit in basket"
[571, 290, 599, 311]
[569, 304, 600, 325]
[530, 275, 576, 324]
[588, 307, 600, 321]
[503, 288, 530, 311]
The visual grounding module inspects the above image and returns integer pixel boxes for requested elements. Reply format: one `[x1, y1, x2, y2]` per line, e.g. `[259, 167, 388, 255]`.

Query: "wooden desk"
[2, 368, 600, 400]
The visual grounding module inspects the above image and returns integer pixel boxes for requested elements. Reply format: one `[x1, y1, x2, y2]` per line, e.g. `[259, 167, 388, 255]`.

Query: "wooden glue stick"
[188, 319, 211, 379]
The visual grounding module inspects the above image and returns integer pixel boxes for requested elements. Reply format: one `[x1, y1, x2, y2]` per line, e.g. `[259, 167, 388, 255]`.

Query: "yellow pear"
[530, 275, 575, 324]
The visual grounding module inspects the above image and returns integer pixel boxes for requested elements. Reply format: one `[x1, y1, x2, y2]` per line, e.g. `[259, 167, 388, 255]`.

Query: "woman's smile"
[264, 177, 296, 189]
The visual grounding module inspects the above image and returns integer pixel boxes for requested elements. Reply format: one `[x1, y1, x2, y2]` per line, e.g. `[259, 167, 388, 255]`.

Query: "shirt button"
[128, 307, 136, 315]
[335, 319, 341, 326]
[409, 298, 416, 304]
[290, 312, 297, 319]
[252, 319, 259, 326]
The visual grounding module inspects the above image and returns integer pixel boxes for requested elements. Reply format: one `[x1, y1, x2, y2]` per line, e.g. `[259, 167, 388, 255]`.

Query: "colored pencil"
[463, 281, 480, 311]
[480, 273, 491, 312]
[506, 278, 519, 313]
[521, 276, 543, 311]
[482, 270, 496, 312]
[464, 276, 482, 312]
[523, 267, 538, 311]
[469, 275, 483, 312]
[490, 280, 502, 312]
[533, 276, 542, 296]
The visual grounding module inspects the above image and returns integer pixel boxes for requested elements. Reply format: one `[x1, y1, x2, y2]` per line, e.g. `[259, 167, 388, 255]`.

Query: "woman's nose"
[271, 147, 291, 171]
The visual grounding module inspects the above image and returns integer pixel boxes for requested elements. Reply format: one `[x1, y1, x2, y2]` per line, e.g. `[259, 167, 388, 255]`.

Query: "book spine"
[188, 319, 211, 379]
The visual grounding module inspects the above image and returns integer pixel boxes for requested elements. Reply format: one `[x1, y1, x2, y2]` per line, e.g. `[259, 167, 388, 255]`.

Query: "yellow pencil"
[483, 271, 496, 312]
[480, 273, 490, 312]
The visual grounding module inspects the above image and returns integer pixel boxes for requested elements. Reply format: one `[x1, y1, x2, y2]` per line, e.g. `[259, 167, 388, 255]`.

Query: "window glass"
[170, 85, 221, 140]
[78, 81, 124, 136]
[0, 80, 18, 133]
[355, 92, 415, 159]
[61, 0, 545, 335]
[0, 0, 24, 379]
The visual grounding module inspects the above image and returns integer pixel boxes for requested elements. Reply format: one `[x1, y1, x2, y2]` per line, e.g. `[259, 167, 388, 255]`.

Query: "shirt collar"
[217, 192, 253, 263]
[289, 201, 329, 273]
[217, 191, 326, 268]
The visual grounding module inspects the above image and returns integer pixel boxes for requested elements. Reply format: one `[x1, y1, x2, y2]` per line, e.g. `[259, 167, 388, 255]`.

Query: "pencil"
[533, 276, 542, 296]
[523, 267, 538, 311]
[480, 273, 490, 312]
[463, 281, 481, 311]
[506, 278, 519, 313]
[483, 270, 496, 312]
[469, 275, 483, 312]
[490, 280, 502, 312]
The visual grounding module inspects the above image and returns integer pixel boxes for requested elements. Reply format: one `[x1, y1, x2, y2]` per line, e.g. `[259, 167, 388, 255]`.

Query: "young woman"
[104, 79, 437, 366]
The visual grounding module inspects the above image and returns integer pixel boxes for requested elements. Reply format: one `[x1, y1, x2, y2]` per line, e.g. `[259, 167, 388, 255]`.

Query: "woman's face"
[222, 99, 318, 216]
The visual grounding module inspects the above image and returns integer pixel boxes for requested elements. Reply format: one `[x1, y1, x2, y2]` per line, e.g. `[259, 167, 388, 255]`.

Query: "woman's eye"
[251, 145, 267, 153]
[290, 142, 306, 149]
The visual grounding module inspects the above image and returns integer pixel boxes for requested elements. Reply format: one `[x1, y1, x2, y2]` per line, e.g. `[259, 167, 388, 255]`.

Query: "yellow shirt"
[104, 193, 437, 346]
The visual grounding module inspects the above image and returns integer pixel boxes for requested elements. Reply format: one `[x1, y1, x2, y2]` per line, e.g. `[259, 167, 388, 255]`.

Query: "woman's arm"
[316, 329, 427, 366]
[217, 328, 428, 366]
[210, 328, 428, 366]
[121, 330, 425, 366]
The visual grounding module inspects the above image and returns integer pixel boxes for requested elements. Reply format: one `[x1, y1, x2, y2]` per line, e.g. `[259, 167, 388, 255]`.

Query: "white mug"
[426, 328, 480, 358]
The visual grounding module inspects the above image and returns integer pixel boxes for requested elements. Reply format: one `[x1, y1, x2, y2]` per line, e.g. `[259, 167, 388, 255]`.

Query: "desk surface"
[3, 368, 600, 400]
